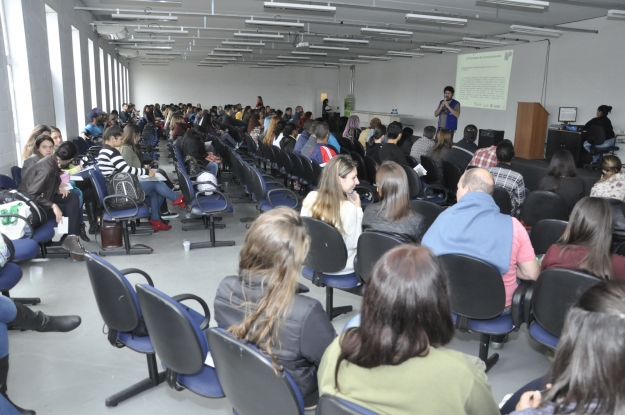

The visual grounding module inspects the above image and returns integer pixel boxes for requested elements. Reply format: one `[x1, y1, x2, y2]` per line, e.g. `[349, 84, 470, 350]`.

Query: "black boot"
[0, 355, 36, 415]
[79, 223, 90, 242]
[9, 302, 81, 333]
[85, 203, 98, 235]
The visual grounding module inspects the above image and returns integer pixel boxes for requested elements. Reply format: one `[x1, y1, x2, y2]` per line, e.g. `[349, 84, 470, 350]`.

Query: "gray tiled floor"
[6, 160, 550, 414]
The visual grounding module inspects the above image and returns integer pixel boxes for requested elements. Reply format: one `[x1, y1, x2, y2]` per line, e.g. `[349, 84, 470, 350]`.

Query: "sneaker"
[161, 211, 179, 219]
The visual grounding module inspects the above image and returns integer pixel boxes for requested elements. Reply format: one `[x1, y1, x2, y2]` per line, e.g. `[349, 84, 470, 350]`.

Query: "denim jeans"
[0, 296, 16, 358]
[205, 161, 219, 177]
[139, 181, 178, 220]
[584, 137, 616, 163]
[70, 185, 83, 224]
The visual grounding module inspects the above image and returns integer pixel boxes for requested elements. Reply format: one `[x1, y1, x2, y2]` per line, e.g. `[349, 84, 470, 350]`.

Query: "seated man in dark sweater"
[379, 122, 406, 165]
[446, 124, 479, 171]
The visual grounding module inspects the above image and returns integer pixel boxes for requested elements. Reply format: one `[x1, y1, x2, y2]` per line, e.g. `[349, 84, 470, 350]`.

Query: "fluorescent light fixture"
[324, 62, 352, 66]
[209, 53, 243, 57]
[387, 51, 424, 57]
[268, 59, 297, 63]
[340, 59, 369, 63]
[405, 13, 467, 25]
[204, 57, 237, 61]
[146, 51, 182, 55]
[198, 64, 224, 67]
[461, 37, 507, 46]
[112, 39, 175, 44]
[323, 37, 369, 44]
[607, 10, 625, 19]
[249, 65, 274, 68]
[309, 45, 349, 51]
[112, 13, 178, 21]
[140, 59, 171, 63]
[234, 33, 284, 39]
[358, 55, 391, 60]
[141, 62, 169, 65]
[200, 60, 229, 64]
[292, 51, 327, 56]
[480, 0, 549, 10]
[223, 41, 265, 46]
[259, 63, 285, 66]
[214, 48, 253, 53]
[312, 65, 337, 68]
[263, 2, 336, 12]
[278, 55, 309, 60]
[134, 29, 188, 34]
[131, 0, 182, 3]
[361, 28, 413, 37]
[245, 19, 305, 28]
[420, 45, 461, 53]
[127, 45, 173, 50]
[509, 25, 562, 37]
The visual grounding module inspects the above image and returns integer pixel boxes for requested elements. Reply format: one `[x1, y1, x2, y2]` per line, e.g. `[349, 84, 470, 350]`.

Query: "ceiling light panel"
[480, 0, 549, 10]
[340, 59, 369, 63]
[112, 14, 178, 21]
[309, 45, 349, 51]
[358, 55, 391, 60]
[323, 37, 369, 44]
[405, 14, 467, 25]
[223, 41, 265, 46]
[509, 25, 563, 37]
[324, 62, 352, 66]
[245, 19, 305, 28]
[607, 10, 625, 19]
[263, 2, 336, 12]
[214, 48, 253, 53]
[145, 52, 182, 55]
[461, 37, 507, 45]
[387, 51, 424, 57]
[209, 53, 243, 57]
[268, 59, 297, 63]
[278, 55, 310, 60]
[292, 51, 327, 56]
[361, 28, 413, 37]
[233, 33, 284, 39]
[204, 57, 237, 61]
[127, 45, 173, 50]
[134, 29, 188, 34]
[420, 45, 461, 53]
[113, 39, 175, 44]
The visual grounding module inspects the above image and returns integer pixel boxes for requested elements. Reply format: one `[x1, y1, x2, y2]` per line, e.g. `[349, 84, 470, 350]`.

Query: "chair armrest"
[354, 184, 379, 203]
[102, 195, 139, 220]
[267, 188, 299, 209]
[120, 268, 154, 286]
[523, 282, 536, 326]
[423, 184, 448, 204]
[511, 280, 532, 331]
[172, 293, 211, 330]
[265, 180, 285, 188]
[194, 190, 230, 214]
[0, 214, 34, 239]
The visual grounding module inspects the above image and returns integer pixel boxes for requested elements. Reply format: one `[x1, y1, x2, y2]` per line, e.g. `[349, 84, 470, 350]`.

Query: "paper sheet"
[204, 351, 215, 368]
[70, 175, 84, 181]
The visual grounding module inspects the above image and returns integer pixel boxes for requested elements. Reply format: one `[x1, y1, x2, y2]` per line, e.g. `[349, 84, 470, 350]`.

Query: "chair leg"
[325, 286, 352, 321]
[188, 215, 235, 250]
[479, 333, 499, 373]
[104, 354, 166, 407]
[2, 291, 41, 306]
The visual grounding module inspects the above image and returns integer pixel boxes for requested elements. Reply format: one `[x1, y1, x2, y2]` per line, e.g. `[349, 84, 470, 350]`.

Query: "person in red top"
[542, 196, 625, 280]
[468, 145, 498, 169]
[309, 122, 337, 167]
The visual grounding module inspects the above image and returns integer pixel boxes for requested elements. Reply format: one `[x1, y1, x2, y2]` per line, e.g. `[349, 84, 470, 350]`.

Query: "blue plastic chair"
[317, 395, 380, 415]
[207, 327, 304, 415]
[135, 284, 225, 399]
[84, 253, 165, 407]
[10, 167, 21, 187]
[0, 394, 20, 415]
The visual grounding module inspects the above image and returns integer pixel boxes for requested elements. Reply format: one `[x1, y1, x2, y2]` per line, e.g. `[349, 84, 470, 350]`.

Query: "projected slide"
[455, 50, 514, 111]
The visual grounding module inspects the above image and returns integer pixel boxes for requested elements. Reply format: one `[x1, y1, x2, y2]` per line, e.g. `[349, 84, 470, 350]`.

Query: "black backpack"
[105, 172, 145, 209]
[0, 189, 47, 229]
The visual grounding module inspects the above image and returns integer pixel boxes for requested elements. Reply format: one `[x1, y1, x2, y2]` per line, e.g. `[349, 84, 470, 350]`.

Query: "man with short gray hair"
[410, 126, 437, 162]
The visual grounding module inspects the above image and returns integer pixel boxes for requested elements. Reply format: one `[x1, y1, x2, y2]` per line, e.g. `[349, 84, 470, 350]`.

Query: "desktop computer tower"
[477, 129, 505, 149]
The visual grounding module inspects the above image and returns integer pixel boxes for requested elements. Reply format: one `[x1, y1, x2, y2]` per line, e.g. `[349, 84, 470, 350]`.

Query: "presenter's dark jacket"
[446, 139, 478, 171]
[585, 116, 615, 140]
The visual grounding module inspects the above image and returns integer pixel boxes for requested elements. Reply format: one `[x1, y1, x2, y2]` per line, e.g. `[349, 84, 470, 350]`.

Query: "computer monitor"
[558, 107, 577, 123]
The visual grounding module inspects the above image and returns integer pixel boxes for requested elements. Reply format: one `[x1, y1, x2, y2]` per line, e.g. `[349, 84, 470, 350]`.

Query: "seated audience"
[294, 120, 314, 155]
[590, 155, 625, 201]
[301, 155, 362, 274]
[365, 124, 386, 165]
[410, 126, 437, 162]
[342, 115, 361, 144]
[21, 124, 51, 161]
[297, 111, 313, 132]
[214, 208, 335, 409]
[446, 124, 479, 171]
[358, 117, 381, 148]
[181, 128, 219, 177]
[271, 120, 286, 148]
[468, 144, 498, 169]
[511, 280, 625, 414]
[541, 197, 625, 280]
[379, 122, 406, 165]
[300, 121, 319, 159]
[486, 140, 526, 214]
[97, 126, 185, 231]
[79, 108, 105, 141]
[539, 149, 585, 213]
[21, 135, 55, 179]
[318, 244, 500, 415]
[279, 123, 297, 153]
[422, 168, 539, 347]
[583, 105, 615, 164]
[247, 112, 261, 135]
[398, 127, 417, 155]
[426, 128, 453, 177]
[309, 122, 337, 167]
[362, 161, 427, 242]
[263, 116, 281, 146]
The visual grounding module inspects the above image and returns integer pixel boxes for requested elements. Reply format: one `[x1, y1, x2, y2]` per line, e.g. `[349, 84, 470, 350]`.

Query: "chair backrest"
[520, 191, 569, 227]
[492, 186, 513, 215]
[89, 167, 109, 208]
[584, 124, 606, 147]
[419, 155, 440, 184]
[135, 284, 208, 375]
[311, 160, 322, 188]
[439, 254, 506, 319]
[353, 140, 365, 157]
[442, 161, 462, 193]
[532, 268, 600, 337]
[0, 174, 17, 190]
[530, 219, 568, 256]
[175, 161, 196, 203]
[288, 151, 305, 180]
[350, 151, 368, 183]
[363, 156, 378, 185]
[85, 254, 142, 332]
[355, 232, 404, 284]
[298, 154, 315, 186]
[248, 164, 268, 203]
[317, 395, 379, 415]
[409, 200, 444, 232]
[302, 217, 348, 273]
[401, 165, 423, 199]
[10, 167, 21, 187]
[404, 155, 418, 168]
[207, 328, 304, 415]
[277, 148, 294, 174]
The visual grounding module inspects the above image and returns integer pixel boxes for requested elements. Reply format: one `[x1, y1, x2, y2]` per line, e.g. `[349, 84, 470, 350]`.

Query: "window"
[71, 27, 84, 135]
[45, 5, 66, 139]
[99, 47, 106, 112]
[107, 54, 113, 111]
[88, 39, 97, 109]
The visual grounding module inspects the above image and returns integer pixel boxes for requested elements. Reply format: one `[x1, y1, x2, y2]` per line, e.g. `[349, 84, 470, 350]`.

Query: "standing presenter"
[434, 86, 461, 137]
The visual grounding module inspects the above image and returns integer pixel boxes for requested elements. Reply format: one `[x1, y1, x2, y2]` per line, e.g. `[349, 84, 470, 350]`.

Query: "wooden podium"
[514, 102, 549, 159]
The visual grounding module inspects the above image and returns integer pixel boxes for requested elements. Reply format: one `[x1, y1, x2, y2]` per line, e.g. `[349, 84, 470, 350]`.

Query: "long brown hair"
[598, 155, 622, 182]
[22, 124, 51, 160]
[432, 128, 453, 153]
[375, 161, 411, 221]
[335, 245, 454, 390]
[247, 113, 261, 133]
[121, 124, 142, 155]
[228, 208, 310, 374]
[558, 197, 613, 279]
[308, 155, 358, 234]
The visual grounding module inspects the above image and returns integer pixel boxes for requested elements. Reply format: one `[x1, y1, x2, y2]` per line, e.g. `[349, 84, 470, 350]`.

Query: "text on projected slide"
[455, 50, 514, 111]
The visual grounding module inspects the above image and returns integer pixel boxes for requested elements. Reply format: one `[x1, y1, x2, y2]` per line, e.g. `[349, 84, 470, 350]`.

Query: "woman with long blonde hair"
[301, 155, 362, 274]
[22, 125, 51, 160]
[263, 116, 281, 145]
[214, 207, 335, 410]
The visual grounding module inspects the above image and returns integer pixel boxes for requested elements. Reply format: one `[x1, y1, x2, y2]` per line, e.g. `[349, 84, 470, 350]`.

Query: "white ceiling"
[78, 0, 624, 67]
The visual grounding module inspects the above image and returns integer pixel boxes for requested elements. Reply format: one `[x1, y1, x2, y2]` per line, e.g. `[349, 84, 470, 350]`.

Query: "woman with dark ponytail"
[583, 105, 615, 163]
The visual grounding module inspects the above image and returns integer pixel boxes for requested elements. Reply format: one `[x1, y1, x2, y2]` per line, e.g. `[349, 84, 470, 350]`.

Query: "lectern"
[514, 102, 549, 159]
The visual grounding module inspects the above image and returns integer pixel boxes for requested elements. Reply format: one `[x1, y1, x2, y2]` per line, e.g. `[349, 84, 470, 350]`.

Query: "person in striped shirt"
[97, 126, 185, 231]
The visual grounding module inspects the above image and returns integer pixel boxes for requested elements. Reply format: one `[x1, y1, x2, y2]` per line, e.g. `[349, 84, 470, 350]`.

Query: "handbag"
[0, 201, 31, 239]
[100, 220, 123, 249]
[196, 172, 219, 195]
[185, 155, 205, 176]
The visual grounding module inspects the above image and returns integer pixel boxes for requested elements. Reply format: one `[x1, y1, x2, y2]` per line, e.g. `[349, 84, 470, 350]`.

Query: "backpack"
[185, 155, 205, 177]
[106, 172, 145, 210]
[0, 189, 47, 229]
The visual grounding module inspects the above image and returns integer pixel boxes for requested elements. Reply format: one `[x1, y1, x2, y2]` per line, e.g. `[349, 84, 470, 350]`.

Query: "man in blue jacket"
[434, 86, 461, 137]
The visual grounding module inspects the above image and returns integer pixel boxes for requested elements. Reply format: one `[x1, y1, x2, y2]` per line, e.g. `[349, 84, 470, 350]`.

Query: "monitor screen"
[558, 107, 577, 123]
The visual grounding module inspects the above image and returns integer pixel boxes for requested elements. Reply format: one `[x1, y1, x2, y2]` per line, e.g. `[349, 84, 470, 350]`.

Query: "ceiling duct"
[96, 24, 129, 40]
